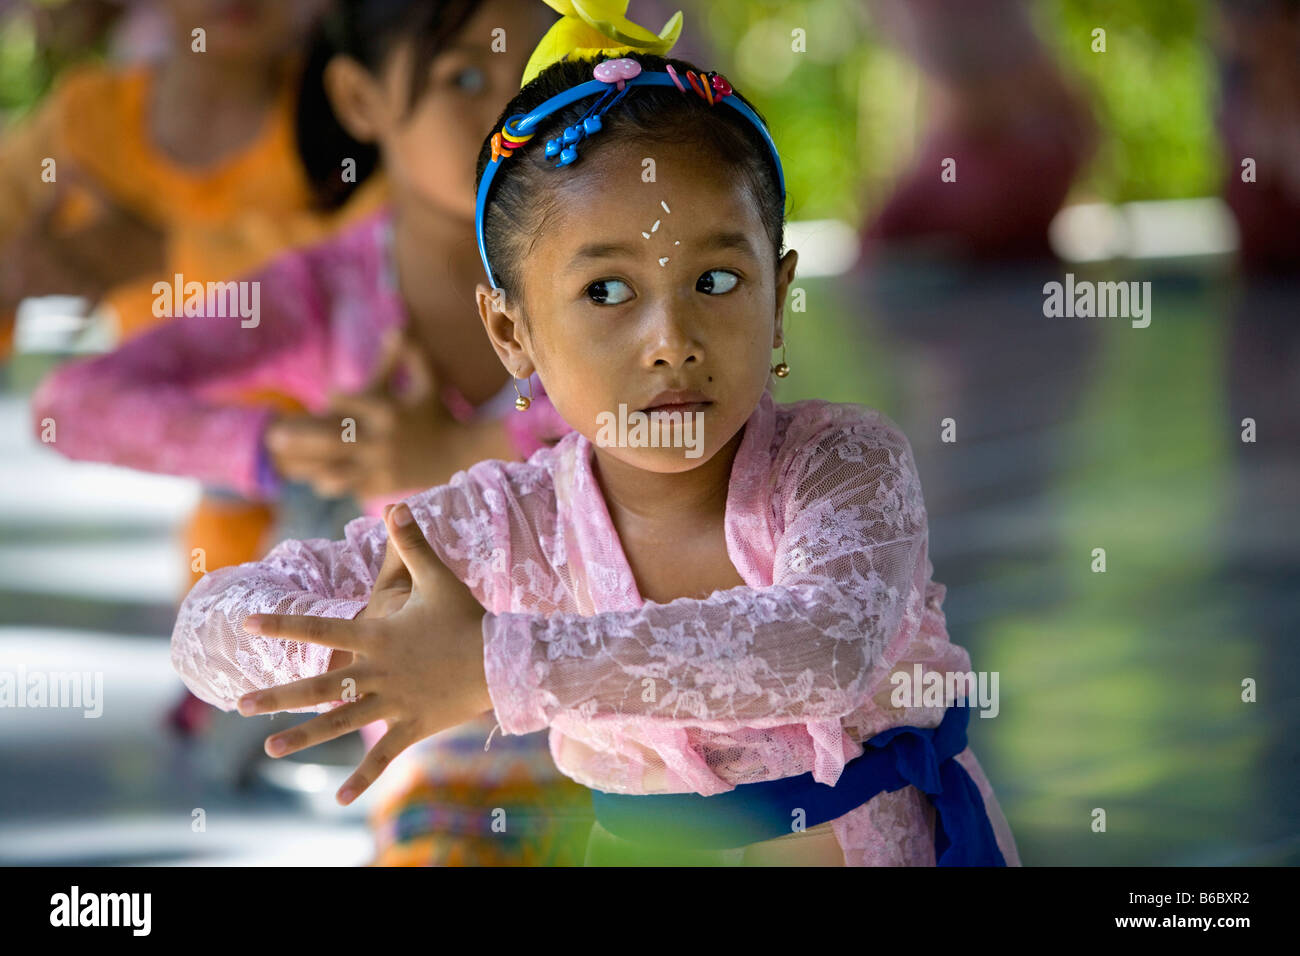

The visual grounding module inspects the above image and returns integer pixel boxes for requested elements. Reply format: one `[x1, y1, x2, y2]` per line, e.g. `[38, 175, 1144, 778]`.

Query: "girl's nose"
[643, 303, 704, 369]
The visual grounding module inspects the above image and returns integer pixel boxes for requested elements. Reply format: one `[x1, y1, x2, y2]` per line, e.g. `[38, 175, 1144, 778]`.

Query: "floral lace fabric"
[171, 391, 1020, 865]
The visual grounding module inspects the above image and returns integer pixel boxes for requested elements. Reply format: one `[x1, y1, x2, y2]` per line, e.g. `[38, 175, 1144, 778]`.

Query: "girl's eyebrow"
[564, 231, 756, 273]
[438, 44, 489, 59]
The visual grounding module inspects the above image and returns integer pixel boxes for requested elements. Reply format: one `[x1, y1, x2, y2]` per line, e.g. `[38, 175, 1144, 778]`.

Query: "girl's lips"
[643, 402, 711, 415]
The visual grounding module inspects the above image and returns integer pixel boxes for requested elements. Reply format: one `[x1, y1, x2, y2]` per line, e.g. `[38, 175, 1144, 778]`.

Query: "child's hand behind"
[236, 502, 492, 805]
[263, 329, 469, 500]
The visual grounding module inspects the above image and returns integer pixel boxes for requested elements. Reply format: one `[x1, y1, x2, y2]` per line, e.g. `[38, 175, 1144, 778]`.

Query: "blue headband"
[474, 61, 786, 289]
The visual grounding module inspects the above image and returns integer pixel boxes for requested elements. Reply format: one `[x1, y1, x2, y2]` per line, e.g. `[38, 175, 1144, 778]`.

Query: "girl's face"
[163, 0, 320, 62]
[487, 139, 799, 474]
[330, 0, 554, 220]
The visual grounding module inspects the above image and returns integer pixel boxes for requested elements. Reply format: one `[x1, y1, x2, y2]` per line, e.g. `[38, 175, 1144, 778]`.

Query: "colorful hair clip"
[537, 58, 642, 167]
[501, 116, 534, 147]
[491, 115, 538, 163]
[490, 132, 511, 162]
[593, 57, 641, 89]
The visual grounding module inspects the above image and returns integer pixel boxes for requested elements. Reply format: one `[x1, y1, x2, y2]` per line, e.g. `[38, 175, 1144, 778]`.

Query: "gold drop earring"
[513, 372, 533, 411]
[772, 342, 790, 378]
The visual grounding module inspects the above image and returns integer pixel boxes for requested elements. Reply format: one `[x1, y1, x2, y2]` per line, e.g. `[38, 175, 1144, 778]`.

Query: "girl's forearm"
[32, 357, 277, 497]
[481, 564, 923, 736]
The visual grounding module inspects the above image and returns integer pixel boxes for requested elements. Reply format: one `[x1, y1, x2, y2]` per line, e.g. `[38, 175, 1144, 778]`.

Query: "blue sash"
[589, 702, 1006, 865]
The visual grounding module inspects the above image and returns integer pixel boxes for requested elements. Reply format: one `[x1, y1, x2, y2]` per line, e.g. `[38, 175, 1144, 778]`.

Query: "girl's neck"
[388, 189, 506, 405]
[592, 425, 745, 530]
[149, 53, 284, 166]
[390, 193, 473, 270]
[389, 192, 477, 324]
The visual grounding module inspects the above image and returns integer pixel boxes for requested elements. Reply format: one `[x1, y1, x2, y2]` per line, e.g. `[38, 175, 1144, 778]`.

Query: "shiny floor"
[1, 254, 1296, 865]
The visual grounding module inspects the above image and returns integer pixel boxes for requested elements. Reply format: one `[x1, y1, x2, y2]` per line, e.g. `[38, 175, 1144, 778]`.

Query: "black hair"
[474, 52, 787, 304]
[295, 0, 485, 210]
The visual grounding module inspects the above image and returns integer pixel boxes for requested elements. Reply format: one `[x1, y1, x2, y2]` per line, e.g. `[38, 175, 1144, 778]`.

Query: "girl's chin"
[589, 443, 715, 473]
[588, 407, 713, 470]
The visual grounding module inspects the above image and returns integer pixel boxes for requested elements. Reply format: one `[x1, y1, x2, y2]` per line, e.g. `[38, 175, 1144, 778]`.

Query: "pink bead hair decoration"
[593, 57, 641, 90]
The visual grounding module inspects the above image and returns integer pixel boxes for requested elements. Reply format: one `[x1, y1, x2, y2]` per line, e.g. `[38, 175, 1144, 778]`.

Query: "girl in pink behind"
[172, 5, 1021, 866]
[34, 0, 593, 867]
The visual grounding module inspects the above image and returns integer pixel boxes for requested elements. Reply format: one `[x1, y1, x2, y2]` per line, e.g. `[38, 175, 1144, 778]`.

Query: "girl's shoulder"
[768, 397, 917, 474]
[293, 206, 393, 279]
[413, 432, 579, 512]
[763, 398, 927, 530]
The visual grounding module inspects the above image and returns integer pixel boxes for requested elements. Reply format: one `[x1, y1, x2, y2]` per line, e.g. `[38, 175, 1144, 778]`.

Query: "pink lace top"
[170, 390, 1020, 865]
[28, 208, 570, 512]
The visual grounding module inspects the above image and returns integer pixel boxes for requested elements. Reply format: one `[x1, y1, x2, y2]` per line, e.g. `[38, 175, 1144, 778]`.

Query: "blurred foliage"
[700, 0, 1221, 223]
[0, 10, 46, 115]
[0, 0, 1224, 211]
[0, 0, 117, 117]
[1031, 0, 1221, 202]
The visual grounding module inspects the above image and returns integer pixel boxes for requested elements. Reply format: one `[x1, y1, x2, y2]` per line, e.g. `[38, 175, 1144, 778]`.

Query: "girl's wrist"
[471, 613, 494, 714]
[254, 417, 285, 498]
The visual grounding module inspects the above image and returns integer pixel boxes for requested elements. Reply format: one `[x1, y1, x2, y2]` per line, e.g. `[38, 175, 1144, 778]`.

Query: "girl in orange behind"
[32, 0, 596, 866]
[2, 0, 383, 599]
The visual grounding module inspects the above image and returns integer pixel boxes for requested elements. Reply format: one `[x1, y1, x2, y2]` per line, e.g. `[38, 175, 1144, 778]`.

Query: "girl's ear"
[322, 54, 387, 143]
[773, 249, 798, 347]
[477, 283, 535, 378]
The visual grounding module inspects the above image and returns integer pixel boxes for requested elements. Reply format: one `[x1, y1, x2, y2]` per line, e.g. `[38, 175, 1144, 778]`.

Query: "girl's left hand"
[325, 327, 461, 500]
[262, 329, 461, 500]
[235, 502, 493, 805]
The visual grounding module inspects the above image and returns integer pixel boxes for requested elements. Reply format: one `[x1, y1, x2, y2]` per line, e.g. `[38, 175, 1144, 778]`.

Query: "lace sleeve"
[483, 414, 933, 736]
[170, 512, 386, 713]
[29, 252, 329, 500]
[170, 463, 520, 713]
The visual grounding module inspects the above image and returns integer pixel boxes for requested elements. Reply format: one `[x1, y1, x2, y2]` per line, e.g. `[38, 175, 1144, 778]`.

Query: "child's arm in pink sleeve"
[482, 418, 937, 736]
[170, 473, 508, 714]
[29, 253, 328, 499]
[170, 512, 386, 713]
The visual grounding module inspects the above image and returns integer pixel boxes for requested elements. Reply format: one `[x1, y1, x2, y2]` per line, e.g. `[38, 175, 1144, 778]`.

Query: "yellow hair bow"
[521, 0, 684, 88]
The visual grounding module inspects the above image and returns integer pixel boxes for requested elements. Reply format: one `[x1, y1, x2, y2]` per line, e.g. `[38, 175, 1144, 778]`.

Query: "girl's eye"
[697, 269, 739, 295]
[585, 278, 634, 306]
[452, 66, 486, 93]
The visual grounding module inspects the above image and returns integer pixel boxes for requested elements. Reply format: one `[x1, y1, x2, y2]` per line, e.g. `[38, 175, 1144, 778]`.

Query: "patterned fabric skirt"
[363, 718, 595, 867]
[367, 774, 595, 867]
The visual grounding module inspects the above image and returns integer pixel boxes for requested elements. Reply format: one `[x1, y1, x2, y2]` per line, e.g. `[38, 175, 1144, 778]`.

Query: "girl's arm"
[483, 416, 947, 736]
[30, 251, 329, 500]
[170, 463, 514, 713]
[171, 512, 385, 714]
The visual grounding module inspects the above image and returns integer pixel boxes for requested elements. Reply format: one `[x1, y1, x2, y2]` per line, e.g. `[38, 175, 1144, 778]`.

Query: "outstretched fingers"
[261, 694, 386, 758]
[243, 610, 370, 652]
[237, 664, 367, 716]
[336, 722, 420, 805]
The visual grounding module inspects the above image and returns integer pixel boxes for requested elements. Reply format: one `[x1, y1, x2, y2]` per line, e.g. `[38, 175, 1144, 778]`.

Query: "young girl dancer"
[33, 0, 597, 867]
[171, 1, 1021, 866]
